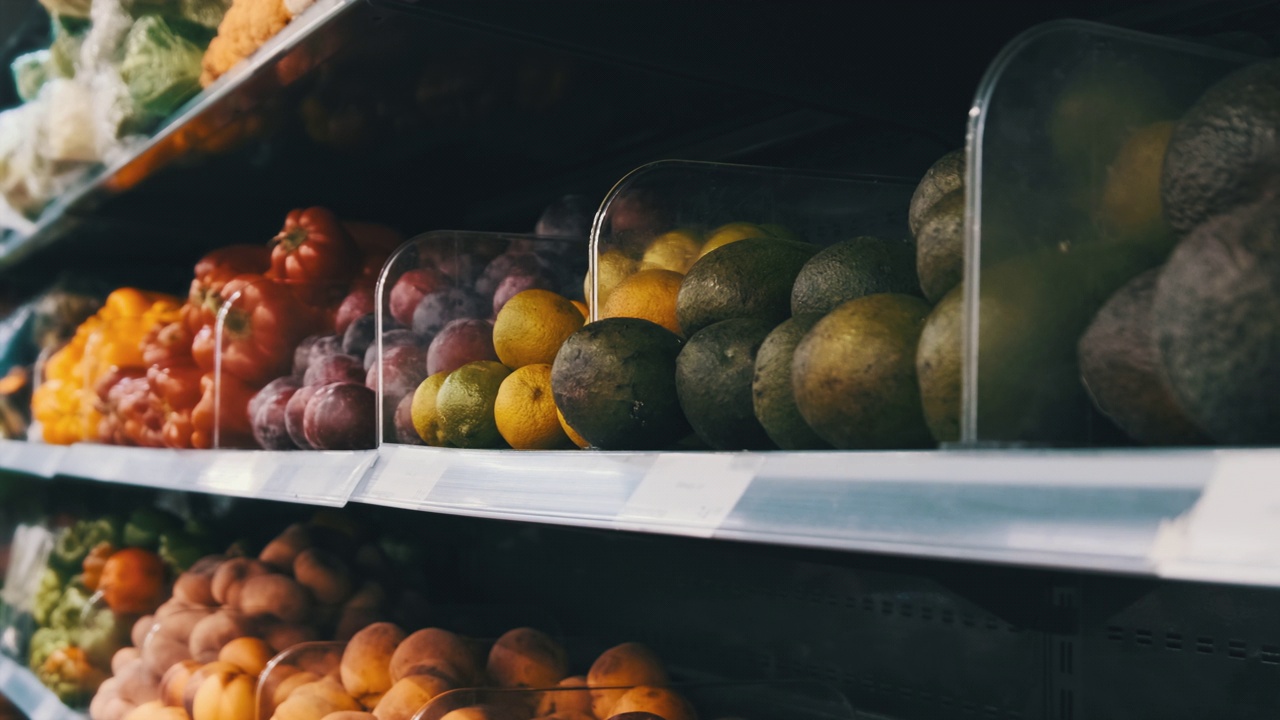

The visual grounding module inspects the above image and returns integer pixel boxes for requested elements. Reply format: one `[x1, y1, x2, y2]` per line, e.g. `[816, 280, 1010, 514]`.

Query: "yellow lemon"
[494, 364, 572, 450]
[556, 406, 591, 449]
[493, 289, 585, 368]
[640, 228, 701, 273]
[698, 221, 771, 259]
[586, 250, 637, 308]
[410, 372, 452, 446]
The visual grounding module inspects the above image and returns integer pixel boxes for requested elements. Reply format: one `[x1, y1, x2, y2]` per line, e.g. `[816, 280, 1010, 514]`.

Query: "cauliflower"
[200, 0, 290, 87]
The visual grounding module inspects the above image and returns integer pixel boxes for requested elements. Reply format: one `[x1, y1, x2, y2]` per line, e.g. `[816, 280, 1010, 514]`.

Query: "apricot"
[486, 627, 566, 690]
[587, 643, 669, 720]
[389, 629, 481, 685]
[341, 622, 406, 704]
[371, 675, 454, 720]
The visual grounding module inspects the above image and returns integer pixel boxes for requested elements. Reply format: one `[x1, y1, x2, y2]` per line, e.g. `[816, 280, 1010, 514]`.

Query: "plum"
[304, 353, 365, 386]
[389, 267, 449, 326]
[426, 319, 498, 376]
[295, 335, 343, 378]
[342, 313, 377, 358]
[365, 329, 430, 370]
[393, 393, 424, 445]
[285, 385, 321, 449]
[303, 382, 377, 450]
[476, 252, 554, 298]
[419, 242, 481, 283]
[369, 343, 429, 401]
[252, 382, 299, 450]
[250, 376, 301, 421]
[411, 288, 485, 339]
[534, 193, 593, 239]
[492, 272, 555, 315]
[335, 288, 375, 335]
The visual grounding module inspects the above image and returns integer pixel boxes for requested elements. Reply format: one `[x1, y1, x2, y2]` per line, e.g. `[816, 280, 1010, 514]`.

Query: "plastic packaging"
[374, 231, 587, 446]
[963, 20, 1255, 446]
[119, 15, 207, 121]
[589, 159, 916, 319]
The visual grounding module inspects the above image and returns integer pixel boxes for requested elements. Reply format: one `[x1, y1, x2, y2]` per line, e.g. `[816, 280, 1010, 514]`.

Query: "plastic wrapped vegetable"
[39, 0, 93, 19]
[12, 51, 52, 103]
[47, 582, 93, 631]
[29, 628, 109, 706]
[122, 508, 181, 550]
[121, 0, 231, 29]
[32, 568, 65, 628]
[119, 15, 207, 121]
[50, 519, 122, 577]
[49, 18, 90, 78]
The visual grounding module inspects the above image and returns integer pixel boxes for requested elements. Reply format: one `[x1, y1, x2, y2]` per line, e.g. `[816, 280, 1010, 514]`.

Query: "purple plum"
[393, 393, 424, 445]
[492, 272, 556, 316]
[534, 194, 593, 238]
[342, 313, 377, 358]
[389, 267, 449, 327]
[411, 287, 485, 339]
[285, 385, 321, 449]
[252, 381, 300, 450]
[304, 353, 365, 386]
[365, 328, 429, 370]
[303, 382, 377, 450]
[426, 319, 498, 376]
[369, 343, 429, 401]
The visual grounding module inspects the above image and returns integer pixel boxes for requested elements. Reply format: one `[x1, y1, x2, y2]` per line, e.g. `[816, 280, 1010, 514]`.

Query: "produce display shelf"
[0, 654, 84, 720]
[9, 441, 1280, 586]
[57, 445, 377, 506]
[0, 0, 360, 270]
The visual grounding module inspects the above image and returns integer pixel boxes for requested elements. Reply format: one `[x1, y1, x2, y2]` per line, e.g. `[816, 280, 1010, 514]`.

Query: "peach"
[371, 675, 453, 720]
[112, 647, 141, 675]
[341, 622, 406, 704]
[535, 676, 591, 717]
[239, 574, 313, 623]
[264, 621, 322, 653]
[587, 643, 669, 720]
[486, 627, 567, 689]
[294, 548, 354, 605]
[210, 557, 270, 607]
[218, 636, 273, 675]
[610, 687, 696, 720]
[260, 523, 313, 570]
[188, 611, 253, 662]
[389, 628, 481, 686]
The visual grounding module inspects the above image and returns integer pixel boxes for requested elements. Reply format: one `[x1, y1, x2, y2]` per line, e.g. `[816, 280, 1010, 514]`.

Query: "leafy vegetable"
[51, 519, 121, 577]
[119, 14, 205, 120]
[12, 52, 52, 103]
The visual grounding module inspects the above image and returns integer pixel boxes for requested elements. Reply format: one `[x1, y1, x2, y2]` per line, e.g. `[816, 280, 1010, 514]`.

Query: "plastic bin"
[374, 231, 587, 446]
[963, 20, 1256, 446]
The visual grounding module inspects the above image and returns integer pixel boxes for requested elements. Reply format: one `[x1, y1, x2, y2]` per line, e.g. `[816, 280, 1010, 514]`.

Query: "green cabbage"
[120, 0, 230, 30]
[118, 14, 204, 120]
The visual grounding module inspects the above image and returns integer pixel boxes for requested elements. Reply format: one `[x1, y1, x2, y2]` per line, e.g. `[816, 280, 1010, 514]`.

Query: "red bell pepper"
[269, 207, 359, 294]
[185, 245, 271, 334]
[191, 373, 258, 449]
[217, 274, 322, 386]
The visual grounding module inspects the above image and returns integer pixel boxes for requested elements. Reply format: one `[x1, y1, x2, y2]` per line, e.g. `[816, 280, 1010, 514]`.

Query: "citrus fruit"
[571, 300, 589, 319]
[640, 229, 701, 273]
[436, 361, 512, 448]
[587, 250, 638, 307]
[493, 289, 585, 368]
[410, 371, 452, 446]
[698, 221, 770, 258]
[494, 364, 572, 450]
[556, 406, 590, 449]
[598, 269, 683, 336]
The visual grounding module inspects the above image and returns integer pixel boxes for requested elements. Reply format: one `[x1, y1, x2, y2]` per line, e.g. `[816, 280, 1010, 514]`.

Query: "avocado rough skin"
[1079, 269, 1207, 446]
[908, 148, 964, 237]
[752, 313, 831, 450]
[792, 293, 933, 449]
[550, 318, 689, 450]
[914, 191, 964, 303]
[916, 285, 963, 443]
[676, 238, 820, 337]
[676, 318, 777, 450]
[1153, 189, 1280, 444]
[790, 236, 920, 316]
[1161, 59, 1280, 237]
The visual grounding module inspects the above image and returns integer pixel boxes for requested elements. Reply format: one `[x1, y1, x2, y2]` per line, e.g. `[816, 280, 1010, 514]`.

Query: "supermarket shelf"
[0, 0, 360, 271]
[58, 445, 377, 506]
[0, 654, 84, 720]
[10, 440, 1280, 584]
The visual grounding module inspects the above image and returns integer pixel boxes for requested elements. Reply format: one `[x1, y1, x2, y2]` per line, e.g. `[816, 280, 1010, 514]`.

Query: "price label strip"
[362, 446, 449, 507]
[1152, 450, 1280, 585]
[615, 454, 764, 538]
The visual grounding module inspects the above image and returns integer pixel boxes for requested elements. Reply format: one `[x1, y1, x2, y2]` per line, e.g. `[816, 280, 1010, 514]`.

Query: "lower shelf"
[0, 655, 84, 720]
[3, 438, 1277, 587]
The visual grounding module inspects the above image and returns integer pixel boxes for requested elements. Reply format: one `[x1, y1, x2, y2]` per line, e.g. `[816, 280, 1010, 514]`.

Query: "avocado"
[792, 293, 933, 449]
[908, 149, 965, 237]
[676, 318, 777, 450]
[1153, 186, 1280, 444]
[676, 238, 820, 336]
[751, 314, 831, 450]
[790, 236, 919, 316]
[914, 190, 964, 303]
[550, 318, 689, 450]
[1079, 269, 1207, 446]
[1161, 59, 1280, 236]
[916, 285, 963, 443]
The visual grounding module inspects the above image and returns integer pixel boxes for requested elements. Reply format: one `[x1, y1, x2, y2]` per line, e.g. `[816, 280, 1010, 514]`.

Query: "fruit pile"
[87, 517, 418, 720]
[552, 197, 956, 450]
[31, 208, 400, 450]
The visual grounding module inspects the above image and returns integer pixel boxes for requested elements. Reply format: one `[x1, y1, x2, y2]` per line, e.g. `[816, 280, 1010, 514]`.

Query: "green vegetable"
[119, 14, 207, 120]
[50, 519, 120, 578]
[158, 531, 206, 574]
[29, 627, 109, 706]
[12, 51, 51, 103]
[47, 583, 92, 632]
[121, 0, 230, 29]
[48, 18, 88, 79]
[123, 507, 181, 550]
[32, 568, 65, 628]
[74, 602, 130, 668]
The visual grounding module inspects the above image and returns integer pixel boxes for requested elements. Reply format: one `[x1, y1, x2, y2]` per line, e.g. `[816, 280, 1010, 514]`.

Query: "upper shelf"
[8, 437, 1280, 588]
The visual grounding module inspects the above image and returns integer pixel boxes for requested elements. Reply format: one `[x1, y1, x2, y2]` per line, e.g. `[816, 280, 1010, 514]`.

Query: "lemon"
[587, 250, 638, 308]
[410, 372, 452, 446]
[699, 222, 767, 257]
[436, 361, 512, 448]
[493, 289, 585, 368]
[640, 228, 701, 273]
[571, 300, 589, 319]
[556, 406, 591, 449]
[494, 364, 572, 450]
[598, 269, 684, 337]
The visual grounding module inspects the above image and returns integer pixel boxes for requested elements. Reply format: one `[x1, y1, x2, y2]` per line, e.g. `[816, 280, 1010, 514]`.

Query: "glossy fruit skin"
[191, 373, 259, 449]
[217, 275, 322, 386]
[269, 207, 360, 289]
[185, 245, 272, 334]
